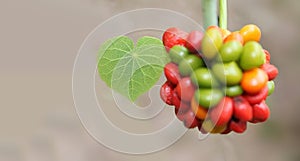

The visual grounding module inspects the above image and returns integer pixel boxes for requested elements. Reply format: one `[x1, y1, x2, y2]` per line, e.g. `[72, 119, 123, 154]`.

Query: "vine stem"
[219, 0, 227, 29]
[202, 0, 218, 29]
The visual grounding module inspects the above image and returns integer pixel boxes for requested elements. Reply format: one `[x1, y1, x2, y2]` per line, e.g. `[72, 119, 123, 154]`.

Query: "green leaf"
[97, 36, 169, 101]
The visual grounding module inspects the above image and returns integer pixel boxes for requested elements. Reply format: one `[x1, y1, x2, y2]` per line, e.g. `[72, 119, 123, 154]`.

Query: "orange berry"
[224, 32, 244, 45]
[239, 24, 261, 42]
[241, 68, 268, 94]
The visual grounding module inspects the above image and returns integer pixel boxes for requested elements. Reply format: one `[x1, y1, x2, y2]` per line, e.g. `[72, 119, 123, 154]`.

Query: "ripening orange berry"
[239, 24, 261, 43]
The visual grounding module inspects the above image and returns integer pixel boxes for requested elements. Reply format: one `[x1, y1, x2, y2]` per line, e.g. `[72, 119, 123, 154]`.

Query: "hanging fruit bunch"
[160, 22, 278, 133]
[97, 0, 279, 135]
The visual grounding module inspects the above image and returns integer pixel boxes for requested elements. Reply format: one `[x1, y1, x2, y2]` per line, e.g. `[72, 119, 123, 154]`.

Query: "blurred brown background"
[1, 0, 300, 161]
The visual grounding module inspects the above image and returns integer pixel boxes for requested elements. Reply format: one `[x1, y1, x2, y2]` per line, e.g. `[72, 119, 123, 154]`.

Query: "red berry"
[175, 108, 186, 121]
[260, 63, 279, 81]
[175, 77, 195, 102]
[263, 49, 271, 64]
[172, 91, 181, 108]
[230, 120, 247, 133]
[183, 110, 198, 129]
[252, 101, 270, 123]
[160, 81, 174, 105]
[185, 31, 204, 53]
[164, 63, 181, 85]
[174, 101, 190, 113]
[233, 96, 253, 121]
[162, 27, 188, 52]
[243, 86, 268, 105]
[210, 97, 234, 126]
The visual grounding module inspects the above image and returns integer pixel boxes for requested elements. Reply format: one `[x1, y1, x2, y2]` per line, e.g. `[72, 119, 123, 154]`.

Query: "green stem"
[202, 0, 218, 29]
[219, 0, 227, 29]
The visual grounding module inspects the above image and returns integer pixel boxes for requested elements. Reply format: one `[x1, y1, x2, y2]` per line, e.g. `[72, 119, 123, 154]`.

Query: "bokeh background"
[1, 0, 300, 161]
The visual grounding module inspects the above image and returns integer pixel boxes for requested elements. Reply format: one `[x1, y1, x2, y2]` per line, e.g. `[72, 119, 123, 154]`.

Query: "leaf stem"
[202, 0, 218, 29]
[219, 0, 227, 29]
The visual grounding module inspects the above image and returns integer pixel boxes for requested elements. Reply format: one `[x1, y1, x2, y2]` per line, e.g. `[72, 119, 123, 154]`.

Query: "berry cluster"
[160, 25, 278, 134]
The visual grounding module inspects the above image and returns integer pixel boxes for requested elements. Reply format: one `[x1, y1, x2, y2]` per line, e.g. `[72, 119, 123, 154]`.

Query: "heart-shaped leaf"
[97, 36, 169, 101]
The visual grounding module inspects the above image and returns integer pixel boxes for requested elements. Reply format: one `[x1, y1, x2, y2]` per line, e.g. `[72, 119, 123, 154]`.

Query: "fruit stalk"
[219, 0, 227, 29]
[202, 0, 218, 29]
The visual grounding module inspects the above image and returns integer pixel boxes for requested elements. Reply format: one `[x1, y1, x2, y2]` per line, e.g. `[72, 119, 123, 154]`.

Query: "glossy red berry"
[233, 96, 253, 121]
[185, 30, 204, 53]
[243, 86, 268, 105]
[172, 91, 181, 108]
[230, 120, 247, 133]
[252, 101, 270, 123]
[160, 81, 174, 105]
[164, 63, 181, 85]
[260, 63, 279, 81]
[210, 97, 234, 126]
[175, 77, 195, 102]
[162, 27, 188, 52]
